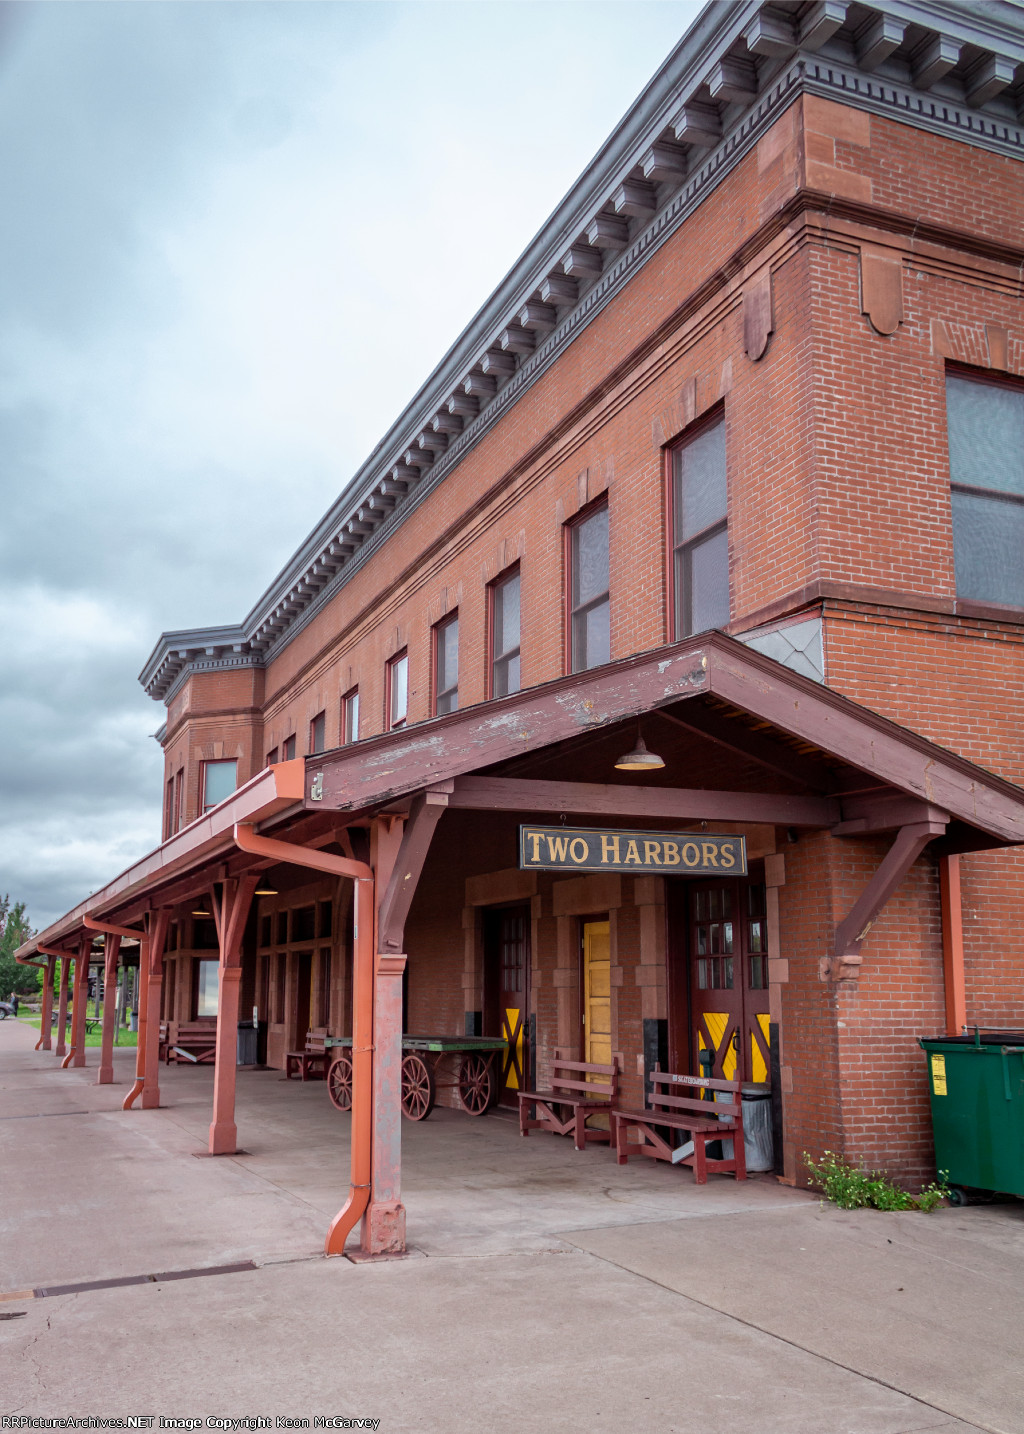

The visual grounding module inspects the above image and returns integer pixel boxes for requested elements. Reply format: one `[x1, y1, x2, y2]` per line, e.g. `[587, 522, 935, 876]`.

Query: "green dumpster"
[920, 1031, 1024, 1202]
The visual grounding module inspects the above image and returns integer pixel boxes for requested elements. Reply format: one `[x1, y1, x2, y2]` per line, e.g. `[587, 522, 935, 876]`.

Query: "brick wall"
[150, 92, 1024, 1181]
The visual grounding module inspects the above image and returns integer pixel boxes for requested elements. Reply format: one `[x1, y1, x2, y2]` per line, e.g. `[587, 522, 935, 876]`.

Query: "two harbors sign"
[519, 825, 747, 876]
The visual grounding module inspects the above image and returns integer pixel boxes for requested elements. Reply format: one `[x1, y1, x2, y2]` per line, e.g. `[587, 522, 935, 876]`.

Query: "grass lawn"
[16, 1012, 138, 1048]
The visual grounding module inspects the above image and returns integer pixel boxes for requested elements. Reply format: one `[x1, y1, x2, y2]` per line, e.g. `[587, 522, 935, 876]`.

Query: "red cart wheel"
[401, 1054, 435, 1120]
[458, 1053, 495, 1115]
[327, 1054, 353, 1112]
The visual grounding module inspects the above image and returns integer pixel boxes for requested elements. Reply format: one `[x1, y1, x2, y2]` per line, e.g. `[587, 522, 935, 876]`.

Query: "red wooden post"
[38, 955, 55, 1052]
[55, 956, 70, 1058]
[362, 815, 406, 1256]
[123, 940, 150, 1109]
[209, 877, 257, 1155]
[940, 854, 967, 1036]
[67, 935, 89, 1068]
[96, 934, 121, 1085]
[142, 912, 170, 1109]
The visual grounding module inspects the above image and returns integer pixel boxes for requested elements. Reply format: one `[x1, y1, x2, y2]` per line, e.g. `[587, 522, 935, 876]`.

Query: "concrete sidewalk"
[2, 1017, 1021, 1434]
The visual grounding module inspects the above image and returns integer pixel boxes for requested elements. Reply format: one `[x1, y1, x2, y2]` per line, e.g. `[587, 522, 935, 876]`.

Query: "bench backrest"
[552, 1056, 620, 1099]
[305, 1028, 328, 1053]
[177, 1022, 216, 1040]
[649, 1068, 742, 1119]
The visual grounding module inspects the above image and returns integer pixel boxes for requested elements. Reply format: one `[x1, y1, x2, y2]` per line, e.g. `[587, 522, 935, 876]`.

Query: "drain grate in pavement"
[6, 1261, 258, 1302]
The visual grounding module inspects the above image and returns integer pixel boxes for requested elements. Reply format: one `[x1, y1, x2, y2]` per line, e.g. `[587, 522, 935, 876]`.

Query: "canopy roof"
[21, 634, 1024, 959]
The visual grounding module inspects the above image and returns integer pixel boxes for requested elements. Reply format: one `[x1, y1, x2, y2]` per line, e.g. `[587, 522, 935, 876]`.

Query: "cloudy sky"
[0, 0, 701, 931]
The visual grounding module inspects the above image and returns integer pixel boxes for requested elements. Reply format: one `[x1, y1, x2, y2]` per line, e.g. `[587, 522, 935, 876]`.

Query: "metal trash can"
[236, 1022, 259, 1066]
[920, 1030, 1024, 1202]
[741, 1082, 774, 1172]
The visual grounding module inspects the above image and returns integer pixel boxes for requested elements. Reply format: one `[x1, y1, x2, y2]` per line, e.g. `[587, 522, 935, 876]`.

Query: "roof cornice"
[141, 0, 1024, 703]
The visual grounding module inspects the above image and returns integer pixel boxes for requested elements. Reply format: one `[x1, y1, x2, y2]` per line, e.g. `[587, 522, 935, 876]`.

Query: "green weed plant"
[804, 1150, 946, 1212]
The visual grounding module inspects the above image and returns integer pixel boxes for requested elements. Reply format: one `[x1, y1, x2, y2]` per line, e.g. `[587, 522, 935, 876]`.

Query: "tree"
[0, 895, 41, 999]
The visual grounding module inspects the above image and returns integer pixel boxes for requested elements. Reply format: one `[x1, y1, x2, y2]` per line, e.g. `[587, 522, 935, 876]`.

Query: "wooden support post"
[55, 956, 70, 1058]
[940, 854, 967, 1036]
[362, 816, 406, 1257]
[96, 934, 121, 1084]
[123, 943, 150, 1107]
[209, 877, 258, 1155]
[360, 793, 448, 1257]
[66, 936, 89, 1068]
[141, 911, 171, 1109]
[38, 955, 55, 1052]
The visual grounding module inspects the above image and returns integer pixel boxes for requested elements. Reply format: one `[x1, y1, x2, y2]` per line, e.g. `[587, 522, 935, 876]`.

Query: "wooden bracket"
[377, 792, 448, 952]
[824, 821, 946, 981]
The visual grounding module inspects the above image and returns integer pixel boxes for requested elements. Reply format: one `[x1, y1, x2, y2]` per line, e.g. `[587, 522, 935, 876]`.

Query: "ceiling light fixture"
[253, 886, 278, 897]
[614, 728, 665, 772]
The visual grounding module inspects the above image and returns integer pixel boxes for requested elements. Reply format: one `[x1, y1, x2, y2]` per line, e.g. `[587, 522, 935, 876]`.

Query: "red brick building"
[20, 0, 1024, 1256]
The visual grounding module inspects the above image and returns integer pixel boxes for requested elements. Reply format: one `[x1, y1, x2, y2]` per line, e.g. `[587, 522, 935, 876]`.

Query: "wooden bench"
[158, 1021, 170, 1063]
[285, 1028, 328, 1081]
[168, 1021, 217, 1064]
[518, 1056, 620, 1151]
[612, 1070, 747, 1183]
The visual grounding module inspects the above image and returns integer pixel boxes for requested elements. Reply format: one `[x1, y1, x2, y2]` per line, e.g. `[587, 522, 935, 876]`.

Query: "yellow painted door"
[582, 920, 611, 1067]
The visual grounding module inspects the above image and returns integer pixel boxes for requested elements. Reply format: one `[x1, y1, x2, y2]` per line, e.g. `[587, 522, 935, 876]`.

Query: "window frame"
[266, 746, 279, 768]
[309, 711, 326, 755]
[565, 497, 611, 675]
[432, 611, 459, 716]
[488, 564, 522, 699]
[342, 687, 360, 744]
[946, 364, 1024, 612]
[200, 758, 237, 816]
[282, 734, 296, 762]
[666, 404, 730, 640]
[386, 649, 409, 731]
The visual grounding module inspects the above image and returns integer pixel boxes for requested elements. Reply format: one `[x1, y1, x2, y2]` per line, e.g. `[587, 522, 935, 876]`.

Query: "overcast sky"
[0, 0, 701, 931]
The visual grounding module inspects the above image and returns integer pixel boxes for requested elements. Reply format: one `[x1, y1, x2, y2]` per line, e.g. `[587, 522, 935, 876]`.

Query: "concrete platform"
[2, 1017, 1021, 1433]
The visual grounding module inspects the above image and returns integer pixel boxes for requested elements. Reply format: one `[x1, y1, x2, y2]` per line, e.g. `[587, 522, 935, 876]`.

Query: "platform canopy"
[18, 633, 1024, 960]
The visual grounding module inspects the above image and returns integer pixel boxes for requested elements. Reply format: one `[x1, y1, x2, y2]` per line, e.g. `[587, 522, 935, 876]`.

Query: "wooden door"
[484, 906, 530, 1105]
[689, 878, 770, 1084]
[581, 919, 611, 1067]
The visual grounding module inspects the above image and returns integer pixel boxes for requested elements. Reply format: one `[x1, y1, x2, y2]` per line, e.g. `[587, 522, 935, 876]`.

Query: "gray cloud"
[0, 0, 700, 926]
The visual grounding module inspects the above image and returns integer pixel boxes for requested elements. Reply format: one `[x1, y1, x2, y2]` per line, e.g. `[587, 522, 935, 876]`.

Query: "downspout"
[232, 823, 374, 1257]
[83, 916, 147, 1109]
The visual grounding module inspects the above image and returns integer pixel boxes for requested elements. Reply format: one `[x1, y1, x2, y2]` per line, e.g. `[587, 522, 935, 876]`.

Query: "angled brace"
[827, 820, 946, 980]
[377, 790, 448, 953]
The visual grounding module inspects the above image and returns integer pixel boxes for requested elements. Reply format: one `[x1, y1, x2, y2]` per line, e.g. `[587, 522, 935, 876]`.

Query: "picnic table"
[324, 1034, 507, 1120]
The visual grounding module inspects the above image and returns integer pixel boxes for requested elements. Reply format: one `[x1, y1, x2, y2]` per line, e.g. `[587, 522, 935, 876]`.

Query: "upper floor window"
[672, 411, 729, 638]
[947, 372, 1024, 609]
[310, 711, 326, 754]
[491, 567, 521, 697]
[342, 688, 360, 744]
[282, 734, 296, 761]
[201, 758, 237, 815]
[434, 613, 459, 715]
[164, 769, 184, 839]
[266, 746, 279, 767]
[387, 650, 409, 730]
[568, 502, 610, 673]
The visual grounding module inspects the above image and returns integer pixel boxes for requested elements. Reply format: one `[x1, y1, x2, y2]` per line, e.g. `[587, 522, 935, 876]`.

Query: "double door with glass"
[685, 878, 770, 1085]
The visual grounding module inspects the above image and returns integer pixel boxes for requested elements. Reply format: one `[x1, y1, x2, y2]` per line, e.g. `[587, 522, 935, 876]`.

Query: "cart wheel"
[401, 1054, 435, 1120]
[458, 1053, 495, 1115]
[327, 1055, 353, 1112]
[946, 1186, 970, 1207]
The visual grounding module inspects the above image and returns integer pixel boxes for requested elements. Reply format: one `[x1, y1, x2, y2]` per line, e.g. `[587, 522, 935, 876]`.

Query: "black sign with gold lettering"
[519, 825, 747, 876]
